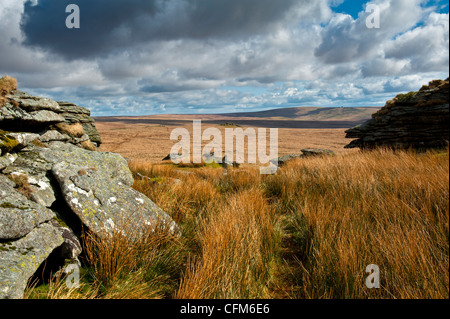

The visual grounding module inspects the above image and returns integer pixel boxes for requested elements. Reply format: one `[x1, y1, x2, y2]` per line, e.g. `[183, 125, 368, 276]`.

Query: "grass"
[25, 148, 449, 299]
[55, 123, 85, 138]
[80, 140, 97, 151]
[8, 173, 34, 200]
[0, 75, 17, 107]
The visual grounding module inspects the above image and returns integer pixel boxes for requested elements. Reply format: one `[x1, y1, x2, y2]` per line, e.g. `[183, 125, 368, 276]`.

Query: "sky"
[0, 0, 448, 116]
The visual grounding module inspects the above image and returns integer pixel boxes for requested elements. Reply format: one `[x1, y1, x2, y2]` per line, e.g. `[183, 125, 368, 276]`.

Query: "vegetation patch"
[0, 133, 19, 153]
[25, 148, 449, 299]
[0, 75, 17, 107]
[7, 173, 34, 200]
[55, 123, 85, 138]
[80, 140, 97, 151]
[220, 122, 241, 127]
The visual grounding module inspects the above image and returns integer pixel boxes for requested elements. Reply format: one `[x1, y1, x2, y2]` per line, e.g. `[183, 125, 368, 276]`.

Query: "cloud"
[0, 0, 448, 116]
[20, 0, 306, 60]
[314, 0, 426, 64]
[384, 12, 449, 72]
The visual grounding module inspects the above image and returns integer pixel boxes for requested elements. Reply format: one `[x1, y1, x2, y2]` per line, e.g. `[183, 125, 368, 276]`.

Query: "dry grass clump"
[8, 173, 34, 200]
[81, 222, 183, 299]
[0, 75, 17, 107]
[80, 140, 97, 151]
[26, 220, 187, 299]
[55, 123, 85, 138]
[175, 189, 279, 299]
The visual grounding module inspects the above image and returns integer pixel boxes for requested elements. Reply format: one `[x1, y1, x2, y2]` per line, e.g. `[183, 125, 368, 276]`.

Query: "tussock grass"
[80, 140, 97, 151]
[0, 75, 17, 107]
[26, 148, 449, 299]
[265, 148, 449, 298]
[55, 123, 85, 138]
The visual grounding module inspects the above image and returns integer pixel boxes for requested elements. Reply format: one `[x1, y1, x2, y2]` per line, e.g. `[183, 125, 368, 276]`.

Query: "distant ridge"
[215, 106, 381, 121]
[96, 106, 381, 123]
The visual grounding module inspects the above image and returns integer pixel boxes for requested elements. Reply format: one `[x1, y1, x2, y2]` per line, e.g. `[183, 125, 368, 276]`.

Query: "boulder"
[0, 222, 64, 299]
[0, 103, 65, 131]
[301, 148, 336, 157]
[50, 144, 178, 236]
[271, 154, 303, 167]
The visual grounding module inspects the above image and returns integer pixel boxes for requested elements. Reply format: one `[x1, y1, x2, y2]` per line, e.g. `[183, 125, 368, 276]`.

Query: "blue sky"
[0, 0, 448, 116]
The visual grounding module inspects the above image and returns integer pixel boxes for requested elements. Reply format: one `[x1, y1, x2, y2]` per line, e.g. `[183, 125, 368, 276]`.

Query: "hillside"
[96, 106, 380, 124]
[216, 106, 380, 121]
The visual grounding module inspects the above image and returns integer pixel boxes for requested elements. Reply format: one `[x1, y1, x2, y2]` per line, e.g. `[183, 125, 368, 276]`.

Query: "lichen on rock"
[0, 86, 179, 299]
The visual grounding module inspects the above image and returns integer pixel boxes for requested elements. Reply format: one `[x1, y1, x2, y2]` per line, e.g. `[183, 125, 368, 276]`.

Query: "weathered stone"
[56, 102, 90, 115]
[1, 147, 58, 208]
[271, 154, 303, 167]
[0, 222, 64, 299]
[81, 123, 102, 145]
[345, 78, 449, 149]
[5, 133, 40, 149]
[52, 155, 178, 237]
[0, 153, 18, 170]
[1, 88, 179, 299]
[55, 102, 102, 146]
[2, 147, 53, 177]
[39, 130, 70, 143]
[28, 110, 66, 124]
[71, 134, 90, 144]
[301, 148, 336, 157]
[0, 175, 56, 240]
[8, 90, 61, 112]
[49, 219, 82, 262]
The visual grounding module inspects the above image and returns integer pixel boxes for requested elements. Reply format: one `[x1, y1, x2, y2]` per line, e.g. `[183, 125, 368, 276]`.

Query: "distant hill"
[216, 106, 381, 121]
[94, 106, 381, 129]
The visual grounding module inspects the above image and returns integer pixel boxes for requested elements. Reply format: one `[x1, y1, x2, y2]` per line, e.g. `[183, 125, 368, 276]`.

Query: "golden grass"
[136, 148, 449, 299]
[55, 123, 85, 138]
[0, 75, 17, 107]
[175, 189, 278, 298]
[80, 140, 97, 151]
[26, 148, 449, 299]
[265, 148, 449, 298]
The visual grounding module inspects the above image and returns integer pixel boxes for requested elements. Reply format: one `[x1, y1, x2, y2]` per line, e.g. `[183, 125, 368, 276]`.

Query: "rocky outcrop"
[0, 88, 178, 298]
[345, 79, 449, 149]
[1, 90, 101, 148]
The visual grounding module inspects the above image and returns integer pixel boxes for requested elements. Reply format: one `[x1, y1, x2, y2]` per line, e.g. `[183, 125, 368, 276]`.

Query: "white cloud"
[0, 0, 448, 116]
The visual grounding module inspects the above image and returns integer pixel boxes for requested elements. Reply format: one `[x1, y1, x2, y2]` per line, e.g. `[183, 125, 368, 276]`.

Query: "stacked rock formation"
[1, 89, 178, 299]
[345, 78, 449, 149]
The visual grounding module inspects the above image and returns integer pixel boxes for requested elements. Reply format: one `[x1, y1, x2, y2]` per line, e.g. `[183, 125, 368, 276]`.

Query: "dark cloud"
[20, 0, 299, 60]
